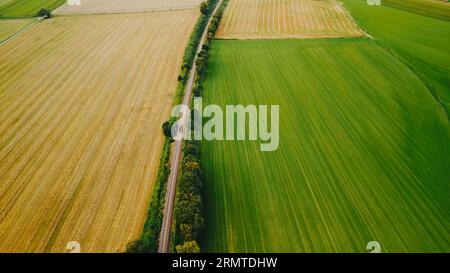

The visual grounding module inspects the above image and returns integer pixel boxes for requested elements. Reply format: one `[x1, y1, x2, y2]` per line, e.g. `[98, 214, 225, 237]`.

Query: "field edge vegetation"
[172, 0, 228, 253]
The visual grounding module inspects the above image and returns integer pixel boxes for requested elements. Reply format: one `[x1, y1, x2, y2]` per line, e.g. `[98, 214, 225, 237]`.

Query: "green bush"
[200, 1, 209, 15]
[175, 241, 200, 253]
[162, 121, 172, 137]
[37, 8, 52, 18]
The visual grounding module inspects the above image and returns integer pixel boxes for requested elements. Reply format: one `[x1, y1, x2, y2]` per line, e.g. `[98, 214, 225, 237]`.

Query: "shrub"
[193, 86, 202, 97]
[37, 8, 52, 18]
[175, 241, 200, 253]
[162, 121, 172, 137]
[200, 1, 209, 15]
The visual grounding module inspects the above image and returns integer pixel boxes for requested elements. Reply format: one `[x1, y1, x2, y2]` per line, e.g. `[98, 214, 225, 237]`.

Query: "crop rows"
[201, 39, 450, 252]
[216, 0, 362, 39]
[0, 18, 33, 42]
[0, 10, 198, 252]
[55, 0, 204, 15]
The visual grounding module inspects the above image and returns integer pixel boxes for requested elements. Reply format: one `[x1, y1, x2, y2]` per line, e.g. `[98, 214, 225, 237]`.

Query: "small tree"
[126, 240, 146, 253]
[200, 2, 209, 15]
[179, 224, 194, 241]
[193, 86, 202, 97]
[162, 121, 172, 137]
[37, 8, 52, 19]
[175, 241, 200, 253]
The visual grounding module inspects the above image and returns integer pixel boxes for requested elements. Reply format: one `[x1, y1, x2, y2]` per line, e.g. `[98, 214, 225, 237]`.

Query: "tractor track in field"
[0, 17, 41, 47]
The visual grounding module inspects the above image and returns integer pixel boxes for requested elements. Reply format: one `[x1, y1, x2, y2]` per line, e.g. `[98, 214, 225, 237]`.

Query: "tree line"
[125, 0, 225, 253]
[173, 0, 229, 253]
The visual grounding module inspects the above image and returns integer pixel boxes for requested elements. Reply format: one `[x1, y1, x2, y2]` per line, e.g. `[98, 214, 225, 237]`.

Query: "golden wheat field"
[55, 0, 203, 15]
[0, 19, 33, 42]
[0, 9, 198, 252]
[216, 0, 363, 39]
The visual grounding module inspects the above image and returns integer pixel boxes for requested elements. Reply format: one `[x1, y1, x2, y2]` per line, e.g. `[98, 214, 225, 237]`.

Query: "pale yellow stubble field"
[0, 19, 34, 43]
[216, 0, 363, 39]
[0, 9, 198, 252]
[55, 0, 204, 15]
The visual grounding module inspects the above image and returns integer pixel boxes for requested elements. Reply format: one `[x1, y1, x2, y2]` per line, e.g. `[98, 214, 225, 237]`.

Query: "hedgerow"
[172, 0, 229, 253]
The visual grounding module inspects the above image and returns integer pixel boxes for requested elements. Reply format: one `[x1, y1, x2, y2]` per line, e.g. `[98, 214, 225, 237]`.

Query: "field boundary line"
[380, 44, 449, 121]
[0, 18, 42, 47]
[338, 1, 370, 38]
[339, 2, 447, 120]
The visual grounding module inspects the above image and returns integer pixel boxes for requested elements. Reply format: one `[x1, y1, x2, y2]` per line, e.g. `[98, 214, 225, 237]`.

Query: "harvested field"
[216, 0, 363, 39]
[55, 0, 203, 15]
[0, 18, 33, 42]
[201, 39, 450, 252]
[0, 9, 198, 252]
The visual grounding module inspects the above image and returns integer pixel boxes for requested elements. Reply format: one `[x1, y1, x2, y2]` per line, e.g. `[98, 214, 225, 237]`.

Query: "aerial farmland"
[54, 0, 204, 15]
[0, 0, 65, 18]
[216, 0, 363, 39]
[0, 18, 33, 42]
[201, 38, 449, 252]
[200, 0, 450, 253]
[0, 0, 448, 256]
[0, 1, 199, 252]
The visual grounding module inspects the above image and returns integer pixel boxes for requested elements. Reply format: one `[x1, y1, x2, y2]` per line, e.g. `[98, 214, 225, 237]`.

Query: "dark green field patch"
[342, 0, 450, 116]
[0, 0, 65, 18]
[383, 0, 450, 21]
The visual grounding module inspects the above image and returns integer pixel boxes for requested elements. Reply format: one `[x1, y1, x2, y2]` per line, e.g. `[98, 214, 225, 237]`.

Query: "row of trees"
[177, 0, 219, 88]
[193, 0, 227, 97]
[174, 141, 203, 253]
[126, 0, 225, 254]
[173, 0, 229, 253]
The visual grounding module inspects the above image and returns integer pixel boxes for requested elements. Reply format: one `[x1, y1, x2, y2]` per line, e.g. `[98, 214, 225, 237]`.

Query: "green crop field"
[0, 18, 33, 41]
[341, 0, 450, 115]
[0, 0, 65, 18]
[0, 0, 15, 8]
[200, 38, 450, 252]
[383, 0, 450, 21]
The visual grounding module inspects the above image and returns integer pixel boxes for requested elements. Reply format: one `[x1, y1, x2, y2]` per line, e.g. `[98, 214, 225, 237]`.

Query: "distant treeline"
[125, 0, 224, 253]
[173, 0, 229, 253]
[175, 0, 220, 104]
